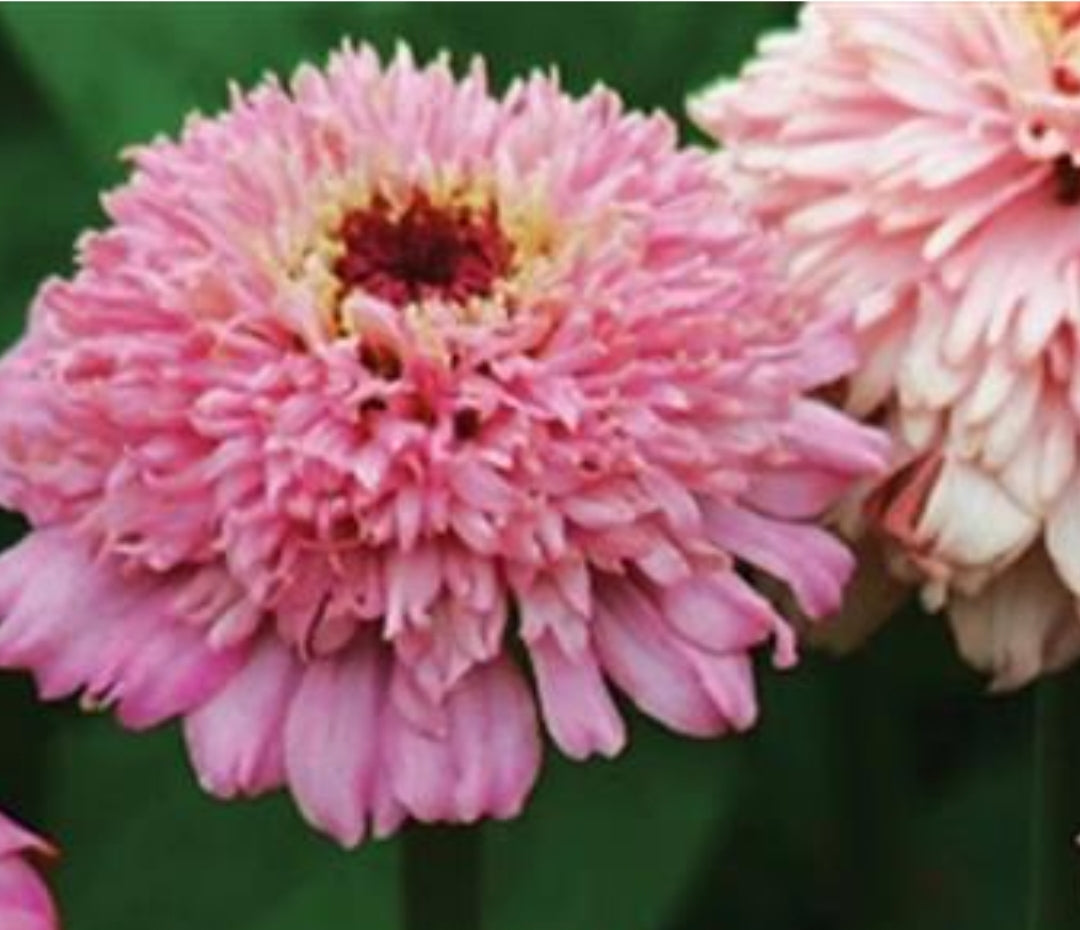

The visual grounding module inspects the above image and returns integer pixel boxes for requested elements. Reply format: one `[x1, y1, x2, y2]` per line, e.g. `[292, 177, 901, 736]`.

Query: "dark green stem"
[403, 825, 483, 930]
[1027, 669, 1080, 930]
[823, 653, 910, 925]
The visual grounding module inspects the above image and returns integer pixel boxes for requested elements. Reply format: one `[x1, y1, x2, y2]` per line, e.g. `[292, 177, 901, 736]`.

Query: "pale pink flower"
[0, 811, 57, 930]
[692, 3, 1080, 689]
[0, 45, 884, 846]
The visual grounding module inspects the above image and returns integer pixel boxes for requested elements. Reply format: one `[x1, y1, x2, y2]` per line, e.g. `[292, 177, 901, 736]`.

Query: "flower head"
[692, 3, 1080, 689]
[0, 44, 884, 845]
[0, 810, 57, 930]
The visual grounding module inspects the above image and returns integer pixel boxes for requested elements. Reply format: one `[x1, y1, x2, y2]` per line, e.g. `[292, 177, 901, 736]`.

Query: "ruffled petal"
[0, 530, 245, 728]
[1046, 478, 1080, 596]
[659, 570, 787, 658]
[386, 657, 541, 823]
[594, 577, 728, 736]
[529, 633, 625, 760]
[185, 636, 300, 799]
[949, 548, 1080, 692]
[703, 505, 854, 619]
[283, 638, 397, 848]
[917, 458, 1039, 570]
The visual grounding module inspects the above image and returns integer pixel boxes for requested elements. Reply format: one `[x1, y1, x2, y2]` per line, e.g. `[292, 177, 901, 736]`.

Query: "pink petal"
[387, 657, 540, 823]
[684, 650, 759, 731]
[283, 639, 397, 848]
[949, 549, 1080, 692]
[529, 633, 625, 760]
[744, 467, 854, 520]
[784, 400, 890, 475]
[0, 816, 49, 861]
[660, 570, 795, 666]
[594, 577, 727, 737]
[0, 812, 57, 930]
[0, 858, 57, 930]
[185, 636, 300, 799]
[703, 505, 853, 618]
[0, 530, 244, 728]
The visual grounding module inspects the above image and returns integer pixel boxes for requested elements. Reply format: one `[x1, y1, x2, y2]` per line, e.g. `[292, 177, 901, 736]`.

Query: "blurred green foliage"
[0, 5, 1040, 929]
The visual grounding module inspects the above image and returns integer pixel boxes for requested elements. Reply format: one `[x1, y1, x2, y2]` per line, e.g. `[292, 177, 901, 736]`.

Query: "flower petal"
[0, 812, 57, 930]
[703, 505, 854, 618]
[594, 577, 727, 736]
[949, 548, 1080, 691]
[0, 530, 244, 728]
[185, 636, 300, 799]
[529, 633, 625, 760]
[283, 639, 396, 848]
[387, 658, 541, 823]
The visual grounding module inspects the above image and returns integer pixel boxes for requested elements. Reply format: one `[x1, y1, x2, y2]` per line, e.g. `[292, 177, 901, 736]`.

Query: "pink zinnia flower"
[693, 3, 1080, 689]
[0, 45, 884, 846]
[0, 811, 57, 930]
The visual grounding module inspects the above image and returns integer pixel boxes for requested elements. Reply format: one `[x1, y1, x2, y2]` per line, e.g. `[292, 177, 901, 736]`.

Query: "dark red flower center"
[1053, 154, 1080, 205]
[334, 191, 514, 307]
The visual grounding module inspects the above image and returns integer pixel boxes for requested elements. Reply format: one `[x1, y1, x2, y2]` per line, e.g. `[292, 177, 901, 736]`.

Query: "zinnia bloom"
[0, 811, 57, 930]
[692, 3, 1080, 689]
[0, 45, 884, 846]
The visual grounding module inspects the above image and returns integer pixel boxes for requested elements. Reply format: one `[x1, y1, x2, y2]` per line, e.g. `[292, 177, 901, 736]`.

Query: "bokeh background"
[0, 5, 1037, 929]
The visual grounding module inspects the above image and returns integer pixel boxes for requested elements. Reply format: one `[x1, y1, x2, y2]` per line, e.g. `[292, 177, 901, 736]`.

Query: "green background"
[0, 5, 1039, 929]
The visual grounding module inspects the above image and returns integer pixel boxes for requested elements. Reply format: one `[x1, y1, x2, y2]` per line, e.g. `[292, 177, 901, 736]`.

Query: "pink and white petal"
[529, 633, 625, 760]
[917, 458, 1039, 570]
[948, 548, 1080, 692]
[1046, 480, 1080, 597]
[185, 636, 301, 799]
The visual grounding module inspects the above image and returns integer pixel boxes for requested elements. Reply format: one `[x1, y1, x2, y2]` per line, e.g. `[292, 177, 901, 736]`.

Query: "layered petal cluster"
[0, 811, 57, 930]
[693, 3, 1080, 689]
[0, 44, 884, 846]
